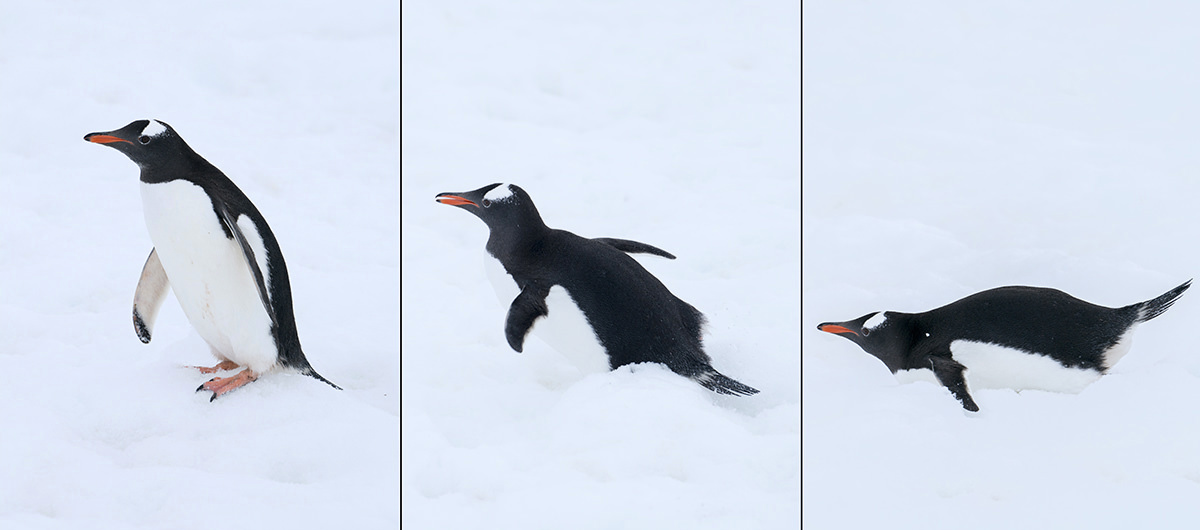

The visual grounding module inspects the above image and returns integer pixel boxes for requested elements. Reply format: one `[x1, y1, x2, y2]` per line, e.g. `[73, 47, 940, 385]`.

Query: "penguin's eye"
[482, 199, 492, 207]
[138, 135, 151, 145]
[861, 328, 871, 337]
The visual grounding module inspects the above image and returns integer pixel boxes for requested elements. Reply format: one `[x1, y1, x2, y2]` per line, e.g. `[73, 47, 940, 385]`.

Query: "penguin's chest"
[896, 340, 1103, 393]
[484, 255, 610, 374]
[140, 180, 278, 373]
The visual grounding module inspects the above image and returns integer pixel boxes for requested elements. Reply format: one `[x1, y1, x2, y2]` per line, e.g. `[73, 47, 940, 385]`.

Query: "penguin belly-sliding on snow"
[86, 119, 339, 401]
[817, 281, 1191, 411]
[435, 183, 758, 396]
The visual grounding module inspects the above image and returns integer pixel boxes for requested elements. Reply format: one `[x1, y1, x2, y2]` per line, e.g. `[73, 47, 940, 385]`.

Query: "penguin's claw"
[197, 369, 258, 401]
[190, 360, 240, 374]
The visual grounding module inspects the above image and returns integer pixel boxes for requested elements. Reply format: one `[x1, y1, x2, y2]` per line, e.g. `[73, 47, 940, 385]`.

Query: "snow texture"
[402, 0, 799, 528]
[0, 1, 399, 528]
[805, 1, 1200, 527]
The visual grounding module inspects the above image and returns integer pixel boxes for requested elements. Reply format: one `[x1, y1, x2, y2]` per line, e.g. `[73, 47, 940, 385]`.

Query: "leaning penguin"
[436, 183, 758, 396]
[818, 281, 1191, 411]
[86, 119, 339, 400]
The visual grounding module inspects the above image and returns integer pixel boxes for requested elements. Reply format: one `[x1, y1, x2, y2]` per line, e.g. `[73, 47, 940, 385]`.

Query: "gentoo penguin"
[85, 119, 339, 400]
[817, 281, 1191, 411]
[436, 183, 758, 396]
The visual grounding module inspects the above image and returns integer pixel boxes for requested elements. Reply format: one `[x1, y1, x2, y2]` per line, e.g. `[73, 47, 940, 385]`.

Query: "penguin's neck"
[874, 315, 921, 373]
[138, 149, 221, 185]
[485, 219, 550, 270]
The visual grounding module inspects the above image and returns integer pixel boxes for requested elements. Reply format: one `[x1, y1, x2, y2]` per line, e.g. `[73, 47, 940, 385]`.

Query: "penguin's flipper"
[133, 248, 171, 344]
[928, 355, 980, 412]
[504, 284, 550, 352]
[593, 238, 676, 260]
[214, 204, 278, 327]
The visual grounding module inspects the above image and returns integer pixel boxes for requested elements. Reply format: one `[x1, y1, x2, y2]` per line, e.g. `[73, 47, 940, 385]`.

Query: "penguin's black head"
[85, 120, 197, 176]
[817, 311, 912, 373]
[435, 183, 546, 234]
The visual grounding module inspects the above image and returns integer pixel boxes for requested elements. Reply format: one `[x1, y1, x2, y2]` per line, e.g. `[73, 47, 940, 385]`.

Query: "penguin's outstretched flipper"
[593, 238, 676, 259]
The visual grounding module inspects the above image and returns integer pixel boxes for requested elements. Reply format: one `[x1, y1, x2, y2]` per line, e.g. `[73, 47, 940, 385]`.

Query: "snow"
[402, 0, 799, 528]
[804, 1, 1200, 527]
[0, 1, 398, 529]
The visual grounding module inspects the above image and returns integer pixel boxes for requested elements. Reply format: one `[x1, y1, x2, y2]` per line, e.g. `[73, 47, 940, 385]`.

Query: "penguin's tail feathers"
[693, 369, 759, 396]
[1133, 279, 1192, 323]
[302, 367, 343, 391]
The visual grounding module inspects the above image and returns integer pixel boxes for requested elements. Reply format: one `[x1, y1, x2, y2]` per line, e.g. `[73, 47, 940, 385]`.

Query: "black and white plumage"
[86, 119, 339, 400]
[818, 281, 1190, 411]
[436, 183, 758, 396]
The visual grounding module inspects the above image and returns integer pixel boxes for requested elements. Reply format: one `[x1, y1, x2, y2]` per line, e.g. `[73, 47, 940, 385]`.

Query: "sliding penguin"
[85, 119, 339, 400]
[436, 183, 758, 396]
[818, 281, 1190, 411]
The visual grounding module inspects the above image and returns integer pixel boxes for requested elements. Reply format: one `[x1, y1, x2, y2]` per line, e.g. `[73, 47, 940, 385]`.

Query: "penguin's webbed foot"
[197, 368, 258, 402]
[189, 360, 240, 374]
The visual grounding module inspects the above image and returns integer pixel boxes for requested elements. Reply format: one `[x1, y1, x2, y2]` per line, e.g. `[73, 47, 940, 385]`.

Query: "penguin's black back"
[506, 228, 712, 376]
[917, 286, 1138, 371]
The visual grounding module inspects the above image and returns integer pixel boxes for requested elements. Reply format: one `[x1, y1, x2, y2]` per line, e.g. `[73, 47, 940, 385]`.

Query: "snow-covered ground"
[0, 2, 399, 528]
[804, 2, 1200, 527]
[402, 1, 798, 528]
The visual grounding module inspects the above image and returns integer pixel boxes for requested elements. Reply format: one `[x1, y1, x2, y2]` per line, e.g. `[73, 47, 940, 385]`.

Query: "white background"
[805, 1, 1200, 527]
[0, 1, 399, 528]
[402, 0, 800, 528]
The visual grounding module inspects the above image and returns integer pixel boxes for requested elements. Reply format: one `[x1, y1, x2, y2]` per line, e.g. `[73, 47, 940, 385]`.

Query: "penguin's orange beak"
[85, 134, 132, 145]
[435, 194, 478, 207]
[817, 323, 858, 336]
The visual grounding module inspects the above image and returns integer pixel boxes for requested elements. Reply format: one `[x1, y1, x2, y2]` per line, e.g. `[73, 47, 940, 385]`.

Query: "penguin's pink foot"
[190, 360, 239, 374]
[197, 369, 258, 401]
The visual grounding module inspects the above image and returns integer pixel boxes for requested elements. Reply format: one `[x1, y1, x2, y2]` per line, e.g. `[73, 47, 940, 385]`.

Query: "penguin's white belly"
[949, 340, 1101, 393]
[532, 286, 610, 374]
[896, 341, 1103, 393]
[483, 255, 609, 375]
[140, 180, 278, 373]
[484, 253, 518, 306]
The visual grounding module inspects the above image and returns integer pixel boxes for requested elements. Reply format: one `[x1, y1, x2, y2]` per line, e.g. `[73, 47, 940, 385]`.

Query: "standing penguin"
[86, 119, 339, 400]
[436, 183, 758, 396]
[817, 281, 1190, 411]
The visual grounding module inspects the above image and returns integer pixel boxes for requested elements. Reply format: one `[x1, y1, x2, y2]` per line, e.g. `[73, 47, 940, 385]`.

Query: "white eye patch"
[484, 183, 515, 202]
[141, 119, 167, 137]
[864, 312, 887, 330]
